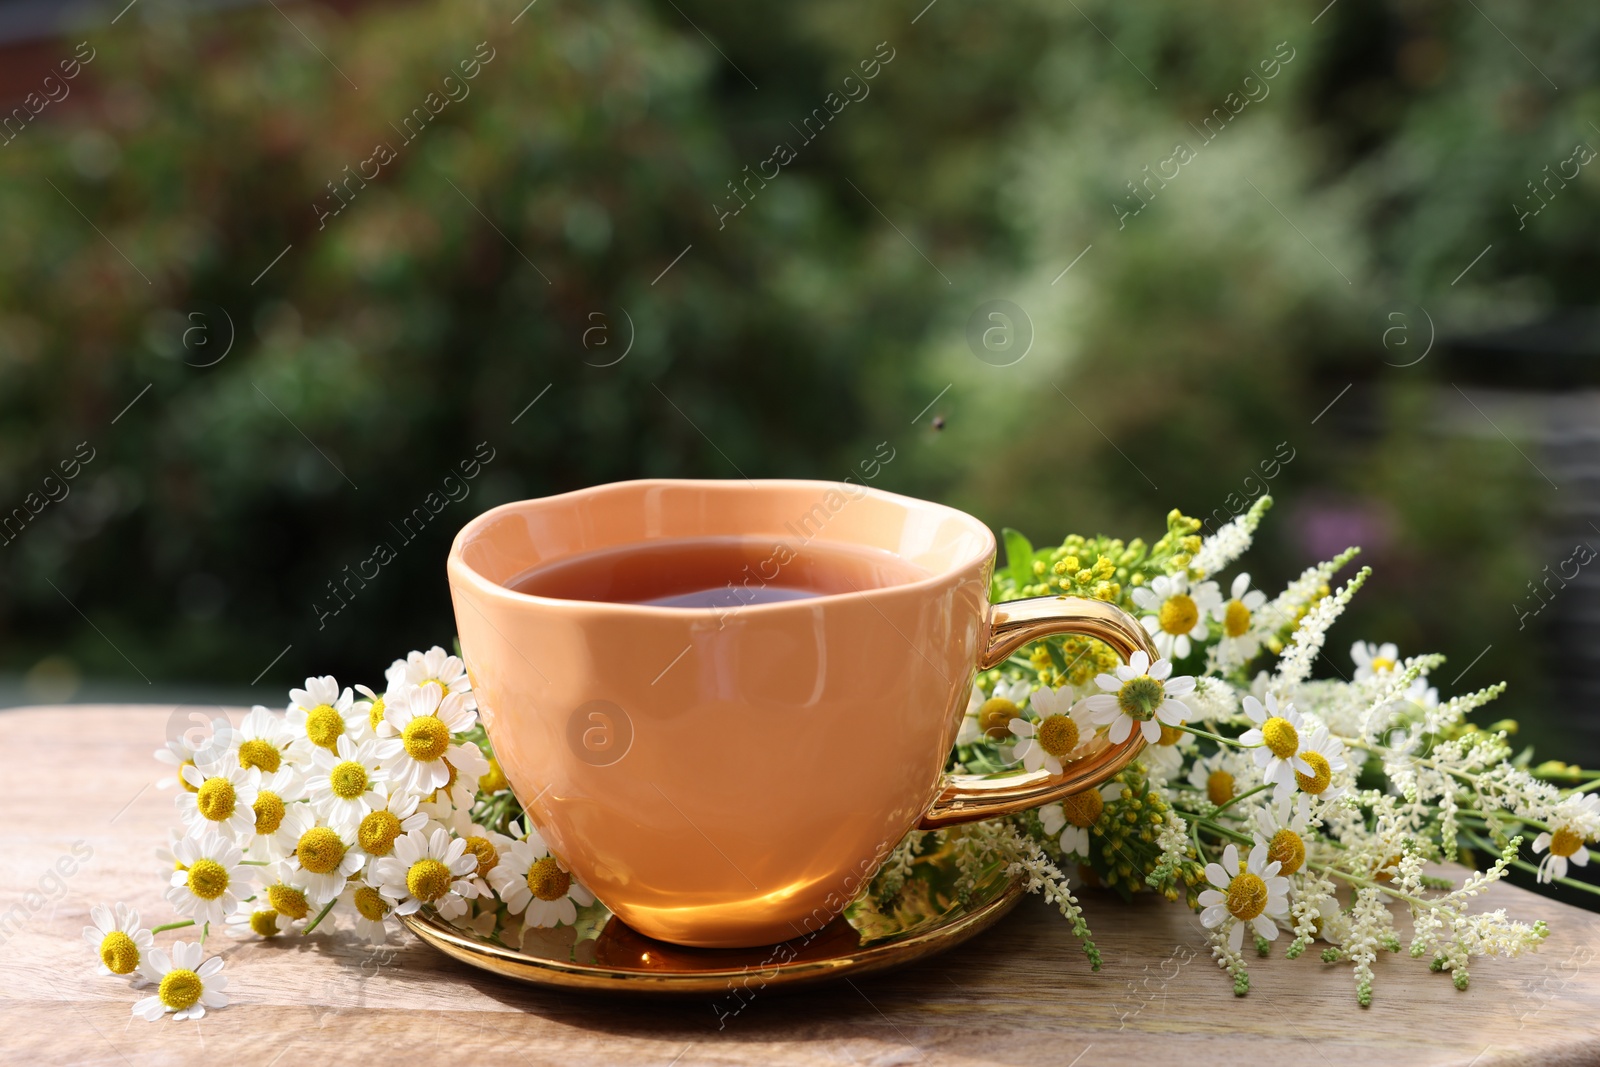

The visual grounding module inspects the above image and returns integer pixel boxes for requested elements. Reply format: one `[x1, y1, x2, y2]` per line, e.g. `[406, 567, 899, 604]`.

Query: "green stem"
[1210, 782, 1274, 817]
[1176, 724, 1248, 748]
[151, 920, 196, 934]
[1461, 831, 1600, 900]
[302, 899, 337, 935]
[240, 860, 272, 866]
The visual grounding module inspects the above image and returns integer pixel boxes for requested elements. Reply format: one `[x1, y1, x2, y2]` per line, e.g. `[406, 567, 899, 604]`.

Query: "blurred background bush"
[1, 0, 1598, 765]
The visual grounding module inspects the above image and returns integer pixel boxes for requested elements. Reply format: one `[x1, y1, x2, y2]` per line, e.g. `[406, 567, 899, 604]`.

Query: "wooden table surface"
[4, 705, 1599, 1066]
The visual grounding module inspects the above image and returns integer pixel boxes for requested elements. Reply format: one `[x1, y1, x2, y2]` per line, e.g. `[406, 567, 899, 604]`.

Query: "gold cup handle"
[918, 595, 1160, 830]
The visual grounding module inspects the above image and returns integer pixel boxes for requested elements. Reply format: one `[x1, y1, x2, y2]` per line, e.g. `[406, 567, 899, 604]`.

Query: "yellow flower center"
[1060, 789, 1105, 828]
[463, 835, 500, 878]
[1157, 593, 1199, 635]
[305, 704, 345, 750]
[253, 791, 286, 835]
[1370, 656, 1395, 673]
[267, 883, 309, 920]
[1551, 828, 1584, 858]
[977, 697, 1019, 739]
[1223, 599, 1252, 638]
[237, 739, 281, 773]
[296, 826, 346, 875]
[480, 757, 510, 793]
[1157, 723, 1183, 746]
[358, 809, 403, 856]
[1036, 714, 1080, 758]
[178, 759, 199, 792]
[186, 858, 229, 901]
[406, 858, 453, 903]
[402, 715, 451, 761]
[329, 760, 369, 800]
[1261, 717, 1299, 759]
[354, 884, 390, 922]
[367, 696, 387, 733]
[1295, 751, 1332, 795]
[158, 968, 204, 1011]
[250, 910, 281, 937]
[1206, 770, 1236, 806]
[195, 777, 237, 822]
[526, 857, 572, 901]
[1268, 829, 1305, 875]
[1116, 676, 1165, 722]
[1226, 872, 1268, 921]
[99, 931, 140, 974]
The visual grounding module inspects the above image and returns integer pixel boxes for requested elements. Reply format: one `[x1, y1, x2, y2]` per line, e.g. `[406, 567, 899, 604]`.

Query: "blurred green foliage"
[1, 0, 1597, 758]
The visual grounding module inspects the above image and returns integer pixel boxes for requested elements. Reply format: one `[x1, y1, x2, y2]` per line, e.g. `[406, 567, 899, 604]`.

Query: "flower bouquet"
[85, 496, 1596, 1019]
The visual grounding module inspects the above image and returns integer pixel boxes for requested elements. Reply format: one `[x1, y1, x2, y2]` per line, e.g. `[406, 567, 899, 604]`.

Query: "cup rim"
[447, 477, 997, 617]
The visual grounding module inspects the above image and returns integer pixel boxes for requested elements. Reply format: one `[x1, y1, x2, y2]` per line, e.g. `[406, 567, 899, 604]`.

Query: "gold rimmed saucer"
[399, 839, 1024, 994]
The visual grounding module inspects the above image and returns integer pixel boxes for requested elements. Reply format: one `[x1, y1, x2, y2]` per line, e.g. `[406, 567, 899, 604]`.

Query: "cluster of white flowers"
[945, 497, 1590, 1003]
[85, 646, 593, 1022]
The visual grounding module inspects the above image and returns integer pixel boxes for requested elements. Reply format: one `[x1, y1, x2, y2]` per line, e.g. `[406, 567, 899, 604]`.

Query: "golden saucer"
[399, 842, 1024, 994]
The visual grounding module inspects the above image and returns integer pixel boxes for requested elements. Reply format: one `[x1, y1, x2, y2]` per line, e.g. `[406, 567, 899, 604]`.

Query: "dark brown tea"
[506, 536, 929, 609]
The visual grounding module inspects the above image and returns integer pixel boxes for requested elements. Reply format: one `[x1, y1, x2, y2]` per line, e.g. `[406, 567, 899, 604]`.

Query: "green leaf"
[1002, 528, 1034, 587]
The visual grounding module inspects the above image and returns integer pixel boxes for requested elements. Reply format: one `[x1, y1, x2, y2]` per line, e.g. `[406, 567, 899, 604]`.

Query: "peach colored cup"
[447, 479, 1156, 948]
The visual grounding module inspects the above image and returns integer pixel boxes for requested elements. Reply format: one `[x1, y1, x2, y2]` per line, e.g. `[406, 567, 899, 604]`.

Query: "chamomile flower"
[132, 941, 227, 1022]
[226, 905, 298, 939]
[421, 740, 491, 815]
[166, 832, 254, 928]
[1210, 573, 1270, 668]
[279, 806, 365, 905]
[1082, 651, 1194, 745]
[1351, 641, 1400, 682]
[243, 766, 306, 857]
[958, 677, 1033, 745]
[1132, 574, 1221, 661]
[1253, 793, 1313, 876]
[1039, 782, 1124, 858]
[1140, 722, 1195, 785]
[1198, 842, 1290, 953]
[354, 683, 391, 738]
[154, 717, 235, 791]
[432, 806, 514, 901]
[384, 685, 477, 794]
[83, 903, 154, 979]
[400, 645, 476, 709]
[1293, 726, 1350, 801]
[1188, 748, 1256, 807]
[287, 675, 364, 753]
[340, 879, 396, 944]
[233, 705, 307, 776]
[488, 829, 595, 928]
[1533, 794, 1600, 883]
[261, 862, 315, 923]
[306, 734, 396, 828]
[1008, 685, 1095, 775]
[1238, 692, 1312, 798]
[352, 786, 431, 862]
[177, 759, 261, 839]
[372, 826, 479, 919]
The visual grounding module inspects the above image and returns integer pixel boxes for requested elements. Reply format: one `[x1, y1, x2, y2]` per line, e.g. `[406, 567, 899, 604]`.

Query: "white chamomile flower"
[83, 903, 154, 979]
[154, 717, 235, 791]
[132, 941, 228, 1022]
[1188, 748, 1256, 807]
[1132, 573, 1221, 661]
[1008, 685, 1095, 775]
[372, 826, 479, 919]
[421, 740, 491, 815]
[1533, 794, 1599, 884]
[280, 805, 366, 905]
[1140, 722, 1194, 785]
[350, 786, 432, 867]
[401, 646, 476, 709]
[233, 705, 308, 776]
[340, 879, 397, 944]
[957, 677, 1032, 745]
[354, 684, 391, 738]
[1198, 842, 1290, 953]
[1351, 641, 1400, 682]
[1211, 572, 1270, 666]
[1293, 726, 1350, 801]
[1082, 651, 1194, 745]
[226, 904, 299, 939]
[306, 734, 397, 828]
[432, 806, 514, 902]
[384, 685, 478, 794]
[1238, 692, 1312, 799]
[488, 827, 595, 927]
[167, 832, 254, 928]
[243, 766, 306, 858]
[261, 861, 316, 925]
[1042, 782, 1124, 859]
[177, 759, 261, 839]
[1253, 793, 1313, 877]
[287, 675, 365, 753]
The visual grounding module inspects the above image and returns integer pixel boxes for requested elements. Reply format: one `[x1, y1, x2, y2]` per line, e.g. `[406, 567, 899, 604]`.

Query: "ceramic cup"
[448, 479, 1156, 947]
